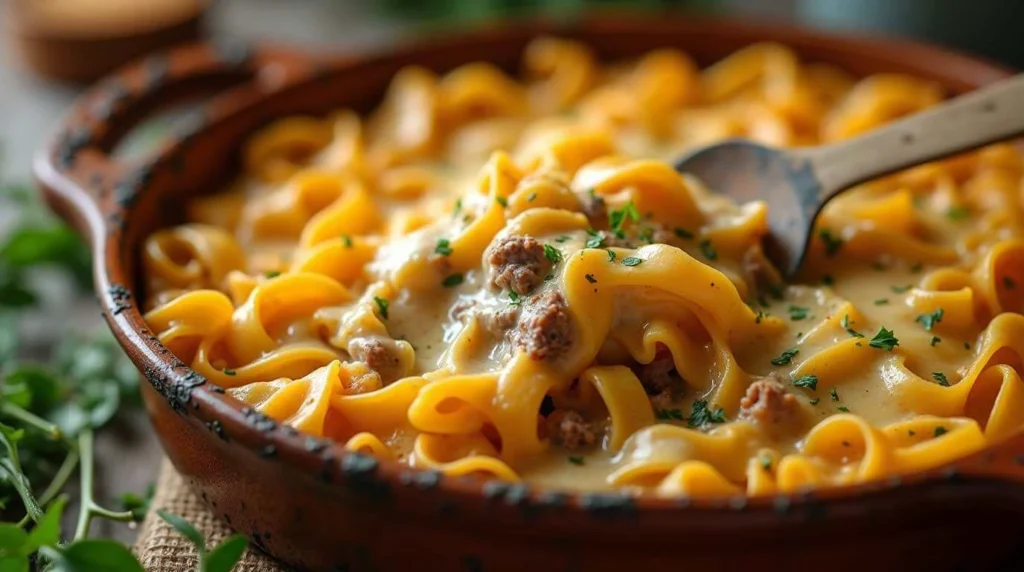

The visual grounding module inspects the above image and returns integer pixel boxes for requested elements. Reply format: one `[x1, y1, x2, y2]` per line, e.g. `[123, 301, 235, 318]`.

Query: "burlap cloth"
[134, 458, 292, 571]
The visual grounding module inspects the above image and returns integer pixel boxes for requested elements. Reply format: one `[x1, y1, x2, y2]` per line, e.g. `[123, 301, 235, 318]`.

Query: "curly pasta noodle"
[143, 38, 1024, 496]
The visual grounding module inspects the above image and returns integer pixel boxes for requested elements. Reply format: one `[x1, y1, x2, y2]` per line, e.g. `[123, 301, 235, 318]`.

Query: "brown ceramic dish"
[34, 15, 1024, 572]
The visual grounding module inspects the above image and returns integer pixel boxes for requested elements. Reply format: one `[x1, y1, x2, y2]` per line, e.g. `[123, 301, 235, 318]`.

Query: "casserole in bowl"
[35, 15, 1024, 571]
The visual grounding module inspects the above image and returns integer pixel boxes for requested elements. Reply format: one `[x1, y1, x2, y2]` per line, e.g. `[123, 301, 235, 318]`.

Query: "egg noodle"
[142, 38, 1024, 496]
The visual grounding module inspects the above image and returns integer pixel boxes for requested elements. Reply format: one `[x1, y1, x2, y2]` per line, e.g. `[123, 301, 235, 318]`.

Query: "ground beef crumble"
[639, 352, 683, 408]
[348, 338, 405, 385]
[550, 410, 598, 451]
[509, 291, 573, 361]
[739, 373, 798, 424]
[487, 235, 551, 295]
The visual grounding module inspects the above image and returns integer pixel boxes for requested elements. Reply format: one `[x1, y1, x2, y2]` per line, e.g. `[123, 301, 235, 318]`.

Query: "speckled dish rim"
[33, 12, 1024, 526]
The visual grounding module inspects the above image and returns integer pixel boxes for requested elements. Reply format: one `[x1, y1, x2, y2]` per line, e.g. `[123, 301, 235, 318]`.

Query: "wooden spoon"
[673, 74, 1024, 278]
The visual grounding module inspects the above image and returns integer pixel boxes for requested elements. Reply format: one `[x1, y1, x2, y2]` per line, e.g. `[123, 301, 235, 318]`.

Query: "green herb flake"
[809, 398, 821, 405]
[932, 372, 950, 386]
[621, 256, 643, 267]
[822, 274, 834, 286]
[687, 400, 726, 427]
[264, 270, 281, 279]
[442, 273, 464, 288]
[930, 336, 941, 347]
[837, 406, 851, 412]
[830, 387, 839, 402]
[933, 426, 948, 438]
[606, 249, 617, 262]
[373, 296, 390, 319]
[759, 455, 772, 471]
[527, 193, 537, 202]
[434, 238, 453, 256]
[787, 305, 809, 321]
[792, 375, 818, 390]
[910, 262, 923, 273]
[755, 310, 764, 324]
[908, 429, 916, 436]
[874, 298, 889, 305]
[223, 368, 236, 376]
[818, 229, 843, 256]
[508, 291, 521, 306]
[891, 284, 912, 293]
[555, 235, 571, 243]
[543, 244, 562, 264]
[869, 327, 899, 351]
[698, 239, 717, 261]
[915, 308, 944, 332]
[453, 198, 463, 217]
[341, 234, 353, 248]
[609, 200, 641, 237]
[655, 408, 685, 421]
[568, 456, 585, 465]
[674, 227, 694, 239]
[585, 229, 606, 249]
[841, 314, 864, 338]
[771, 347, 799, 366]
[947, 206, 970, 221]
[495, 196, 508, 207]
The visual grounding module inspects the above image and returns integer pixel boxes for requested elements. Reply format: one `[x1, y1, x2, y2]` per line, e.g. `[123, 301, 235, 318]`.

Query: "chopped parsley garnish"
[638, 227, 655, 244]
[655, 408, 685, 421]
[869, 327, 899, 351]
[818, 229, 843, 256]
[934, 426, 948, 438]
[771, 347, 799, 366]
[830, 387, 839, 402]
[606, 249, 617, 262]
[453, 198, 462, 217]
[874, 298, 889, 305]
[930, 336, 941, 347]
[543, 244, 562, 264]
[223, 368, 236, 376]
[809, 398, 821, 405]
[822, 274, 834, 286]
[759, 455, 772, 471]
[698, 239, 717, 260]
[674, 227, 694, 239]
[495, 196, 508, 207]
[585, 274, 597, 284]
[585, 229, 605, 249]
[508, 291, 521, 306]
[755, 310, 764, 324]
[527, 193, 537, 202]
[910, 262, 923, 273]
[837, 406, 850, 412]
[442, 273, 464, 288]
[1004, 276, 1016, 289]
[621, 256, 643, 267]
[932, 372, 950, 386]
[792, 375, 818, 390]
[568, 456, 585, 465]
[264, 270, 281, 278]
[915, 308, 944, 332]
[373, 296, 389, 319]
[687, 400, 726, 427]
[891, 284, 912, 293]
[841, 314, 864, 338]
[766, 283, 785, 300]
[434, 238, 453, 256]
[908, 429, 916, 436]
[787, 305, 809, 320]
[555, 235, 571, 243]
[609, 201, 640, 237]
[341, 234, 353, 248]
[947, 206, 970, 221]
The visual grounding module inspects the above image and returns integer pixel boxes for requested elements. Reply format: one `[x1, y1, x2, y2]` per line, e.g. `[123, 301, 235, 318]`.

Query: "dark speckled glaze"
[33, 15, 1024, 572]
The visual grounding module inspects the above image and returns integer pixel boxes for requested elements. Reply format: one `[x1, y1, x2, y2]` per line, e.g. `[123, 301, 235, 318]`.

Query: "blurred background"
[1, 0, 1022, 548]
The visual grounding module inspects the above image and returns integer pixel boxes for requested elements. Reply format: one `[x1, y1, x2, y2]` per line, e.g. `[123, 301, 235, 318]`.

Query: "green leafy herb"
[759, 455, 772, 471]
[434, 238, 452, 256]
[771, 348, 799, 366]
[158, 510, 248, 572]
[915, 308, 944, 332]
[118, 483, 155, 523]
[787, 305, 809, 321]
[809, 398, 820, 406]
[841, 314, 864, 338]
[527, 193, 537, 202]
[567, 456, 584, 465]
[554, 235, 571, 243]
[698, 239, 717, 261]
[495, 196, 508, 207]
[543, 244, 562, 264]
[946, 206, 970, 221]
[222, 368, 236, 376]
[818, 229, 843, 256]
[373, 296, 389, 319]
[755, 310, 764, 324]
[932, 372, 950, 386]
[606, 249, 616, 262]
[930, 336, 941, 347]
[821, 274, 834, 286]
[264, 270, 280, 279]
[654, 408, 685, 421]
[792, 375, 818, 390]
[874, 298, 889, 305]
[341, 234, 353, 248]
[933, 426, 948, 438]
[442, 274, 464, 288]
[674, 227, 694, 239]
[891, 284, 912, 293]
[837, 406, 851, 412]
[621, 256, 642, 267]
[869, 327, 899, 351]
[830, 387, 839, 402]
[508, 291, 521, 306]
[585, 229, 605, 249]
[910, 262, 923, 273]
[687, 400, 726, 427]
[638, 227, 655, 244]
[609, 201, 640, 237]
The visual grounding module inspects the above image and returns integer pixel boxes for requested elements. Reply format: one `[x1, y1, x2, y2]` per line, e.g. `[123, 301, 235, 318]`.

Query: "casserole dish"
[34, 14, 1024, 571]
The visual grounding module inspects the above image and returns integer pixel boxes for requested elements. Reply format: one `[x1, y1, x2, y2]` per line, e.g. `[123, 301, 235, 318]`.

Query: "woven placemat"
[134, 458, 292, 572]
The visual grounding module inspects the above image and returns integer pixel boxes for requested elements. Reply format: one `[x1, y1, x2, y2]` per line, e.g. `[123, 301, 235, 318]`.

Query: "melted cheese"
[141, 38, 1024, 496]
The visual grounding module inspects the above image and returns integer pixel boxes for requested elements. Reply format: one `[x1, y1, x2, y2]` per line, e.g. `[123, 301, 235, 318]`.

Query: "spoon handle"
[808, 74, 1024, 199]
